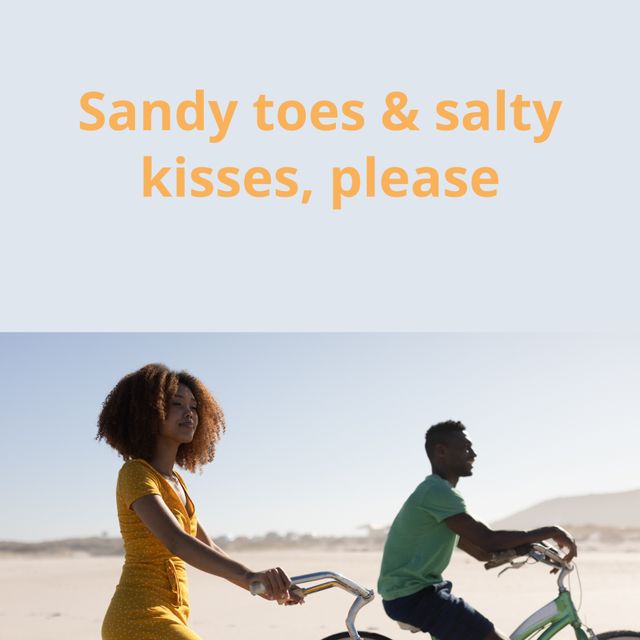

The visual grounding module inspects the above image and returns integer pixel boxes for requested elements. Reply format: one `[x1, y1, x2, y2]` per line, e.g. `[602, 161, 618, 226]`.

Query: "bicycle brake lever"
[290, 586, 305, 599]
[497, 558, 529, 577]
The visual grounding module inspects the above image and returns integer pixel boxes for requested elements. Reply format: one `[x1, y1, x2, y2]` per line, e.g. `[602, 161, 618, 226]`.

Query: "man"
[378, 420, 577, 640]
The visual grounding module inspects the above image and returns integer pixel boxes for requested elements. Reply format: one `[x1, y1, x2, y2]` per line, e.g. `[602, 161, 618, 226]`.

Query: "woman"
[97, 363, 301, 640]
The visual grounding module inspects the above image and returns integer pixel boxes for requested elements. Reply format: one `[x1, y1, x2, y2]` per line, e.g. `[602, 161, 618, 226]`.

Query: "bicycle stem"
[557, 566, 571, 592]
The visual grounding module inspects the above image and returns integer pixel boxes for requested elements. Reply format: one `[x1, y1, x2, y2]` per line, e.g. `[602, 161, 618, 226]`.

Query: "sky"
[1, 333, 638, 542]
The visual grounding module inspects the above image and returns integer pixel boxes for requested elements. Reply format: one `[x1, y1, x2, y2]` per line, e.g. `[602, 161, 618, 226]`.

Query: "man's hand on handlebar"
[548, 526, 578, 565]
[485, 539, 578, 575]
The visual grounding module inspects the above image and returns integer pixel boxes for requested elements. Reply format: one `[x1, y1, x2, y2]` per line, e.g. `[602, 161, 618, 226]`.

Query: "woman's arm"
[195, 520, 230, 557]
[195, 519, 305, 606]
[132, 494, 290, 600]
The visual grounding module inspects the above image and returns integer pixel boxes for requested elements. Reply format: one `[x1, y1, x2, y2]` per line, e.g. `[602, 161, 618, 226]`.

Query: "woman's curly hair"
[97, 363, 226, 472]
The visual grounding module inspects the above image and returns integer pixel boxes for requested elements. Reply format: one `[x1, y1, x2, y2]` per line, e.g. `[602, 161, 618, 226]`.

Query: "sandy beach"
[2, 548, 638, 639]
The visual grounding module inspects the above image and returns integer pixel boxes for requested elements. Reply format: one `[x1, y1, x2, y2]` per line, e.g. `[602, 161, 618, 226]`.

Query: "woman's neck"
[149, 438, 179, 476]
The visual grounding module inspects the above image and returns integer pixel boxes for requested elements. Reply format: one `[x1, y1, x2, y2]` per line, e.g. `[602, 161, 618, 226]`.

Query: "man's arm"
[457, 536, 492, 561]
[446, 513, 577, 562]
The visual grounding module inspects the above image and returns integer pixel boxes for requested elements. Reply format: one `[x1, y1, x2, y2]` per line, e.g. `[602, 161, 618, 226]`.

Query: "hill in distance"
[491, 488, 640, 530]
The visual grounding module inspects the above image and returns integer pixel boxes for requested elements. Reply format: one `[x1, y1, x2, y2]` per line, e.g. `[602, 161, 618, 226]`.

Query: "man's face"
[440, 432, 476, 477]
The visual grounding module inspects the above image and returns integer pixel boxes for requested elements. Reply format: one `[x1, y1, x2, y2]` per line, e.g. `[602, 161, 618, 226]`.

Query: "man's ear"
[433, 443, 447, 459]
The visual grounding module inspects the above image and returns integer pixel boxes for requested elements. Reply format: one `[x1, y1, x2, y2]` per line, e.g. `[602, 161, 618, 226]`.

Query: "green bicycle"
[479, 542, 639, 640]
[260, 543, 638, 640]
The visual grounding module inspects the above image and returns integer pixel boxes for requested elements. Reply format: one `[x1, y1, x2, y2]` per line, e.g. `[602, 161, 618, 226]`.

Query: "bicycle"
[252, 543, 639, 640]
[480, 542, 639, 640]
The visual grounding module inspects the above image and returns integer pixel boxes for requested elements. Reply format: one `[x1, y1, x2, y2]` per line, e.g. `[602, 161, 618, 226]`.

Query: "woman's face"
[160, 383, 199, 444]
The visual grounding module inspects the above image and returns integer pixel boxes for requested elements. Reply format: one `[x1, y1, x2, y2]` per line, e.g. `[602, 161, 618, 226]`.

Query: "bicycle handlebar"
[250, 570, 373, 599]
[484, 542, 573, 572]
[250, 570, 374, 640]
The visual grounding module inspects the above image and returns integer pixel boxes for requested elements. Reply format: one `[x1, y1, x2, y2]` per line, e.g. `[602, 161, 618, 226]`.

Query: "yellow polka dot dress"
[102, 459, 202, 640]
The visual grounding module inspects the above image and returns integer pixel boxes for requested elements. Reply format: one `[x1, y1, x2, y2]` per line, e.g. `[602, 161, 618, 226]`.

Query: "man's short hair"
[425, 420, 466, 460]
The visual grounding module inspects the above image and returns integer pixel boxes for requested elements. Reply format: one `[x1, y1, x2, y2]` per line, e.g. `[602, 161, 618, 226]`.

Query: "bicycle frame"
[510, 589, 588, 640]
[494, 548, 594, 640]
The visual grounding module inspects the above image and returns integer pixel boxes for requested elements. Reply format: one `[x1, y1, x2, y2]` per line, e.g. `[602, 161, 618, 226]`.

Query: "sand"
[1, 549, 638, 639]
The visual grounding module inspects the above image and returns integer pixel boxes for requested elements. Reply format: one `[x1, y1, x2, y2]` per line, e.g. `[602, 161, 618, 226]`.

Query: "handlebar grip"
[514, 543, 534, 556]
[250, 582, 267, 596]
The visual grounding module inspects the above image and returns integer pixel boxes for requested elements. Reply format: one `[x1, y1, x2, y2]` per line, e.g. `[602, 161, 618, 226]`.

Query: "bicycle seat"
[398, 621, 421, 633]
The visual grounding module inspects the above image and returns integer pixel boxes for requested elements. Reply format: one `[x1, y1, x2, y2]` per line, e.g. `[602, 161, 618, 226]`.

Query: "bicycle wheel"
[596, 633, 640, 640]
[320, 632, 394, 640]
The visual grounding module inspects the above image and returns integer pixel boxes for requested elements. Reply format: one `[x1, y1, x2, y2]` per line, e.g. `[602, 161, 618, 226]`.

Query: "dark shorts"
[383, 581, 494, 640]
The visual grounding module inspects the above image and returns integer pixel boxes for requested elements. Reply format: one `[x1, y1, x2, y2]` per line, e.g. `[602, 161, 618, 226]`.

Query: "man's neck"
[432, 467, 460, 487]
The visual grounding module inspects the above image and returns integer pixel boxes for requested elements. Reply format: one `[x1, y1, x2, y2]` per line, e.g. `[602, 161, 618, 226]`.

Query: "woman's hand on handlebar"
[247, 568, 304, 605]
[283, 585, 305, 606]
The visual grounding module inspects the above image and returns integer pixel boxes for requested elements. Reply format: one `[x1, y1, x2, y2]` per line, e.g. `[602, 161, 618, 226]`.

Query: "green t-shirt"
[378, 474, 466, 600]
